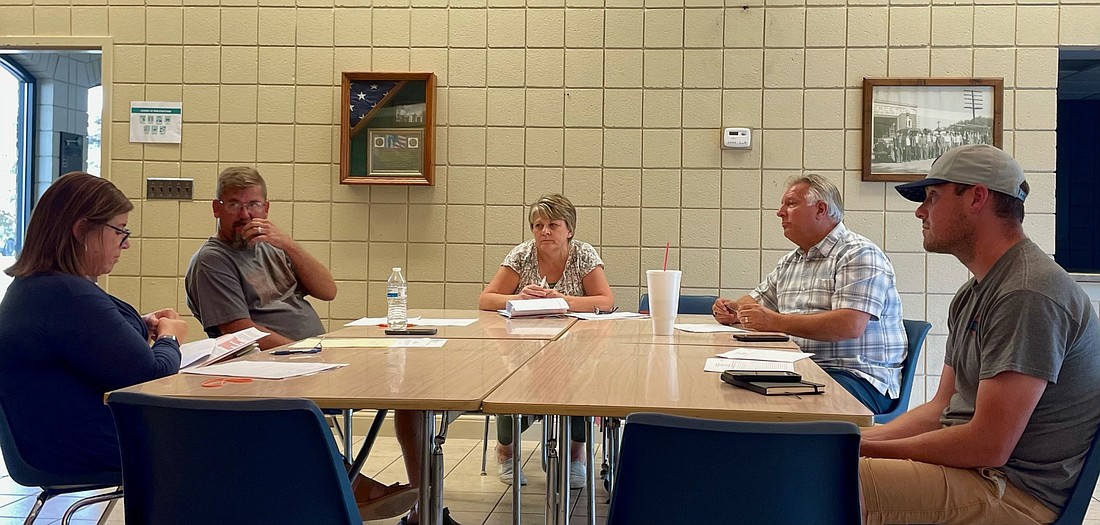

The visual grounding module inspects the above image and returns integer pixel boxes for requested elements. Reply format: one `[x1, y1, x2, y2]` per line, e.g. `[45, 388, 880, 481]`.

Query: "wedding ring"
[258, 227, 263, 234]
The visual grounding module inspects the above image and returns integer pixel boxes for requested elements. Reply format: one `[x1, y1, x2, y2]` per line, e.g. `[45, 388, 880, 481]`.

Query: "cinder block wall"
[3, 0, 1097, 407]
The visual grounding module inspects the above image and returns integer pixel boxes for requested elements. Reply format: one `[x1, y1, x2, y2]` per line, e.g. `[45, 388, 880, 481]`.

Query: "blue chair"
[1052, 423, 1100, 525]
[638, 294, 718, 315]
[874, 319, 932, 424]
[107, 392, 362, 525]
[607, 413, 861, 525]
[0, 399, 122, 525]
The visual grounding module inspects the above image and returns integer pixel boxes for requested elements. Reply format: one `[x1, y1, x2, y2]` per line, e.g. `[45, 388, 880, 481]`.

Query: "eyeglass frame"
[100, 223, 132, 247]
[217, 199, 267, 214]
[593, 306, 619, 315]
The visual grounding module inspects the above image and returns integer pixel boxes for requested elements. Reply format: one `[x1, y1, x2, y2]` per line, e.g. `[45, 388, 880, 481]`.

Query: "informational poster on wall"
[129, 101, 182, 143]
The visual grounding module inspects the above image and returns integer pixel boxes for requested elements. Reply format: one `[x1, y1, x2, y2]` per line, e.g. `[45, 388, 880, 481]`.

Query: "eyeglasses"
[102, 223, 131, 247]
[218, 200, 266, 214]
[593, 306, 619, 315]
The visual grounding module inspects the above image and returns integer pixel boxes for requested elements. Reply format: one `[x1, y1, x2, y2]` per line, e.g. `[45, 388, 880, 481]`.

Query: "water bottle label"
[387, 292, 398, 298]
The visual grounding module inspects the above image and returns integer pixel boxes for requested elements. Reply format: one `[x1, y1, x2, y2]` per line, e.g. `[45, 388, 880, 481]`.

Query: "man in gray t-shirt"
[859, 145, 1100, 525]
[185, 167, 336, 349]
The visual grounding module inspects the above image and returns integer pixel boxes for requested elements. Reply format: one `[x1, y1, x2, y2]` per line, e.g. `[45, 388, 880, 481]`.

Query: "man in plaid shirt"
[713, 174, 907, 414]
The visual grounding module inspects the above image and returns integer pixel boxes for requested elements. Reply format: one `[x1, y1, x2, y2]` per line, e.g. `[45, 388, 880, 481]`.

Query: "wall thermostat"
[722, 127, 752, 150]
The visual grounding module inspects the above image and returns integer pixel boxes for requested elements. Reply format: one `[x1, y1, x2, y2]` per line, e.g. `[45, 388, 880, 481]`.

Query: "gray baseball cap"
[895, 144, 1028, 203]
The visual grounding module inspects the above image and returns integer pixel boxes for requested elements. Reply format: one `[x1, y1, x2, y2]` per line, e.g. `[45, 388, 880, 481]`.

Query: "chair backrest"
[874, 319, 932, 424]
[0, 397, 119, 488]
[107, 392, 361, 525]
[638, 294, 718, 315]
[1052, 422, 1100, 525]
[607, 413, 862, 525]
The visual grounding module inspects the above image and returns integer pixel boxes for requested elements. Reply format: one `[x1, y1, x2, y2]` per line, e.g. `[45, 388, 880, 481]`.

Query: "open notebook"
[179, 327, 268, 369]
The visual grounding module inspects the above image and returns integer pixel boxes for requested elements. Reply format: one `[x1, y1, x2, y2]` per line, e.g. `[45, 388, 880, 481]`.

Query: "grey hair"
[785, 173, 844, 223]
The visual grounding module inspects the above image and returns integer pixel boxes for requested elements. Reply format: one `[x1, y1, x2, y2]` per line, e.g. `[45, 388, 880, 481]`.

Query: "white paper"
[179, 339, 215, 369]
[568, 312, 649, 321]
[287, 337, 446, 349]
[499, 298, 569, 318]
[415, 318, 477, 327]
[674, 323, 747, 333]
[179, 327, 269, 369]
[716, 348, 812, 363]
[703, 358, 796, 373]
[181, 361, 347, 380]
[344, 316, 421, 327]
[129, 101, 182, 143]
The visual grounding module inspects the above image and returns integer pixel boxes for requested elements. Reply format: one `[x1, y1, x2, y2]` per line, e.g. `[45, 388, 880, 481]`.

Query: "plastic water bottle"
[386, 267, 408, 330]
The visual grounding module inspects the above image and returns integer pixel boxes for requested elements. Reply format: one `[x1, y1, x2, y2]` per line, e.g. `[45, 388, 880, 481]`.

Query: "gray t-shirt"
[185, 237, 325, 341]
[942, 239, 1100, 511]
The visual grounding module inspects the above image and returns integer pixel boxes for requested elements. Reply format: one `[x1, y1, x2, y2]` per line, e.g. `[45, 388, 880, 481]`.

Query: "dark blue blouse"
[0, 273, 180, 475]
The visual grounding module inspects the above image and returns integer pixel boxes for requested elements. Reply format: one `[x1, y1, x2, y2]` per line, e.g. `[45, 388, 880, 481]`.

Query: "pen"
[273, 341, 322, 355]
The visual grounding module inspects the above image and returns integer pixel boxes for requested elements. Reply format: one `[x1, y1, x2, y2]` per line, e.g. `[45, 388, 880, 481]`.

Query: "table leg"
[431, 413, 453, 525]
[511, 414, 522, 525]
[348, 409, 389, 482]
[558, 416, 571, 525]
[421, 410, 435, 525]
[586, 417, 595, 525]
[545, 416, 559, 522]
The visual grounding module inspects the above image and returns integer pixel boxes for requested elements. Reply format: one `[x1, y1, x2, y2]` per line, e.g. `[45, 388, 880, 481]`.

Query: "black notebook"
[721, 373, 825, 396]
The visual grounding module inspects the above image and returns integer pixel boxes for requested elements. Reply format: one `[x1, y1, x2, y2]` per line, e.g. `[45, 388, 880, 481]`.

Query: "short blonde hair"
[216, 166, 267, 200]
[528, 194, 577, 235]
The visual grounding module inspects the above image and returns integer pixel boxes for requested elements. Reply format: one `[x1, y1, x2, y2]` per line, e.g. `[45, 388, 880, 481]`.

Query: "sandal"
[354, 481, 418, 521]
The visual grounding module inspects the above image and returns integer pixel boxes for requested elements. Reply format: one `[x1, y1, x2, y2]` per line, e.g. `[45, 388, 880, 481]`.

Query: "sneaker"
[498, 459, 528, 486]
[569, 460, 586, 489]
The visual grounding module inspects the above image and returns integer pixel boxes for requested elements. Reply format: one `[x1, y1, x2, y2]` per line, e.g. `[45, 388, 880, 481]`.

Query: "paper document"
[345, 316, 421, 327]
[179, 327, 269, 369]
[703, 358, 796, 373]
[674, 324, 747, 333]
[568, 312, 649, 320]
[181, 361, 347, 380]
[499, 298, 569, 318]
[288, 338, 446, 349]
[716, 348, 812, 363]
[415, 318, 477, 327]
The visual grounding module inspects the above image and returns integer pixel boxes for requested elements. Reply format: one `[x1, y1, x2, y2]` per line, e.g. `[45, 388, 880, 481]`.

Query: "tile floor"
[2, 432, 1099, 525]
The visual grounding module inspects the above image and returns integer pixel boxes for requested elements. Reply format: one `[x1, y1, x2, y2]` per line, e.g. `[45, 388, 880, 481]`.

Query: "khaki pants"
[860, 458, 1060, 525]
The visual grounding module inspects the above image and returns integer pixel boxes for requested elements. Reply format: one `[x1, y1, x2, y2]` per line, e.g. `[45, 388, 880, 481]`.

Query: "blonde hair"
[6, 172, 133, 278]
[528, 194, 577, 235]
[216, 166, 267, 199]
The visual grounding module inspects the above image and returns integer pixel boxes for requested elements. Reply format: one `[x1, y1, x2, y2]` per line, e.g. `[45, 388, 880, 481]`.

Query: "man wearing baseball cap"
[858, 144, 1100, 524]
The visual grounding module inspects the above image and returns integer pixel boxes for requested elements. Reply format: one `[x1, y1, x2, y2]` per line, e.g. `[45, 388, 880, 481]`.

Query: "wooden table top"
[326, 309, 577, 341]
[112, 338, 547, 411]
[482, 340, 874, 426]
[560, 314, 798, 349]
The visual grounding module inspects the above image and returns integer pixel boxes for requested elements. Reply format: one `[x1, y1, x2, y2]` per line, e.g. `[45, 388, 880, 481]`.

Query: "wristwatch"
[156, 334, 178, 343]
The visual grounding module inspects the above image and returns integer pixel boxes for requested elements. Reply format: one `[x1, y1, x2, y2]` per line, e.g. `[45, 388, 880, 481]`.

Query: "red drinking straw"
[663, 242, 670, 271]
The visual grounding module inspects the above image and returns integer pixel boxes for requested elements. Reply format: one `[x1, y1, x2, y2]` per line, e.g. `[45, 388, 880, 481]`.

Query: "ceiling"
[1059, 48, 1100, 100]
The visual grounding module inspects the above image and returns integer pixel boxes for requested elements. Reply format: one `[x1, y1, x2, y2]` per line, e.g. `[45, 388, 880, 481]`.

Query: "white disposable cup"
[646, 270, 682, 336]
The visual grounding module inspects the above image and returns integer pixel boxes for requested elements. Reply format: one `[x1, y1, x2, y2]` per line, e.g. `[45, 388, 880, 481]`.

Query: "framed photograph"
[340, 72, 436, 185]
[862, 78, 1003, 182]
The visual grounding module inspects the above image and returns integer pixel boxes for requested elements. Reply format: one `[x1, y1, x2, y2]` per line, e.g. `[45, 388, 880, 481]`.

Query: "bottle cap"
[393, 267, 401, 272]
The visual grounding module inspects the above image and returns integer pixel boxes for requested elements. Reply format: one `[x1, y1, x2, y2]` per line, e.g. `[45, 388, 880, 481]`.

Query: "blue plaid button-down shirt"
[751, 222, 908, 398]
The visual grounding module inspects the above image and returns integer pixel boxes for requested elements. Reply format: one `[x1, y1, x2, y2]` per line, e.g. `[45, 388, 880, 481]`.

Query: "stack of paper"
[715, 348, 812, 362]
[568, 311, 649, 320]
[674, 324, 747, 333]
[180, 327, 269, 369]
[498, 298, 569, 318]
[703, 358, 796, 373]
[288, 338, 447, 349]
[181, 361, 347, 380]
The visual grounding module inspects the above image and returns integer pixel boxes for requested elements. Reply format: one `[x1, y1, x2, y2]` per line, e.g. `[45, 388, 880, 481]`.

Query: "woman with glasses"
[478, 193, 614, 489]
[0, 171, 186, 476]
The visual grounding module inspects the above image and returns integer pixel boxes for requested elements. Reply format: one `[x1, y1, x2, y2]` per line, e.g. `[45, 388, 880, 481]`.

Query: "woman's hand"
[519, 284, 551, 299]
[154, 318, 188, 342]
[142, 308, 181, 332]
